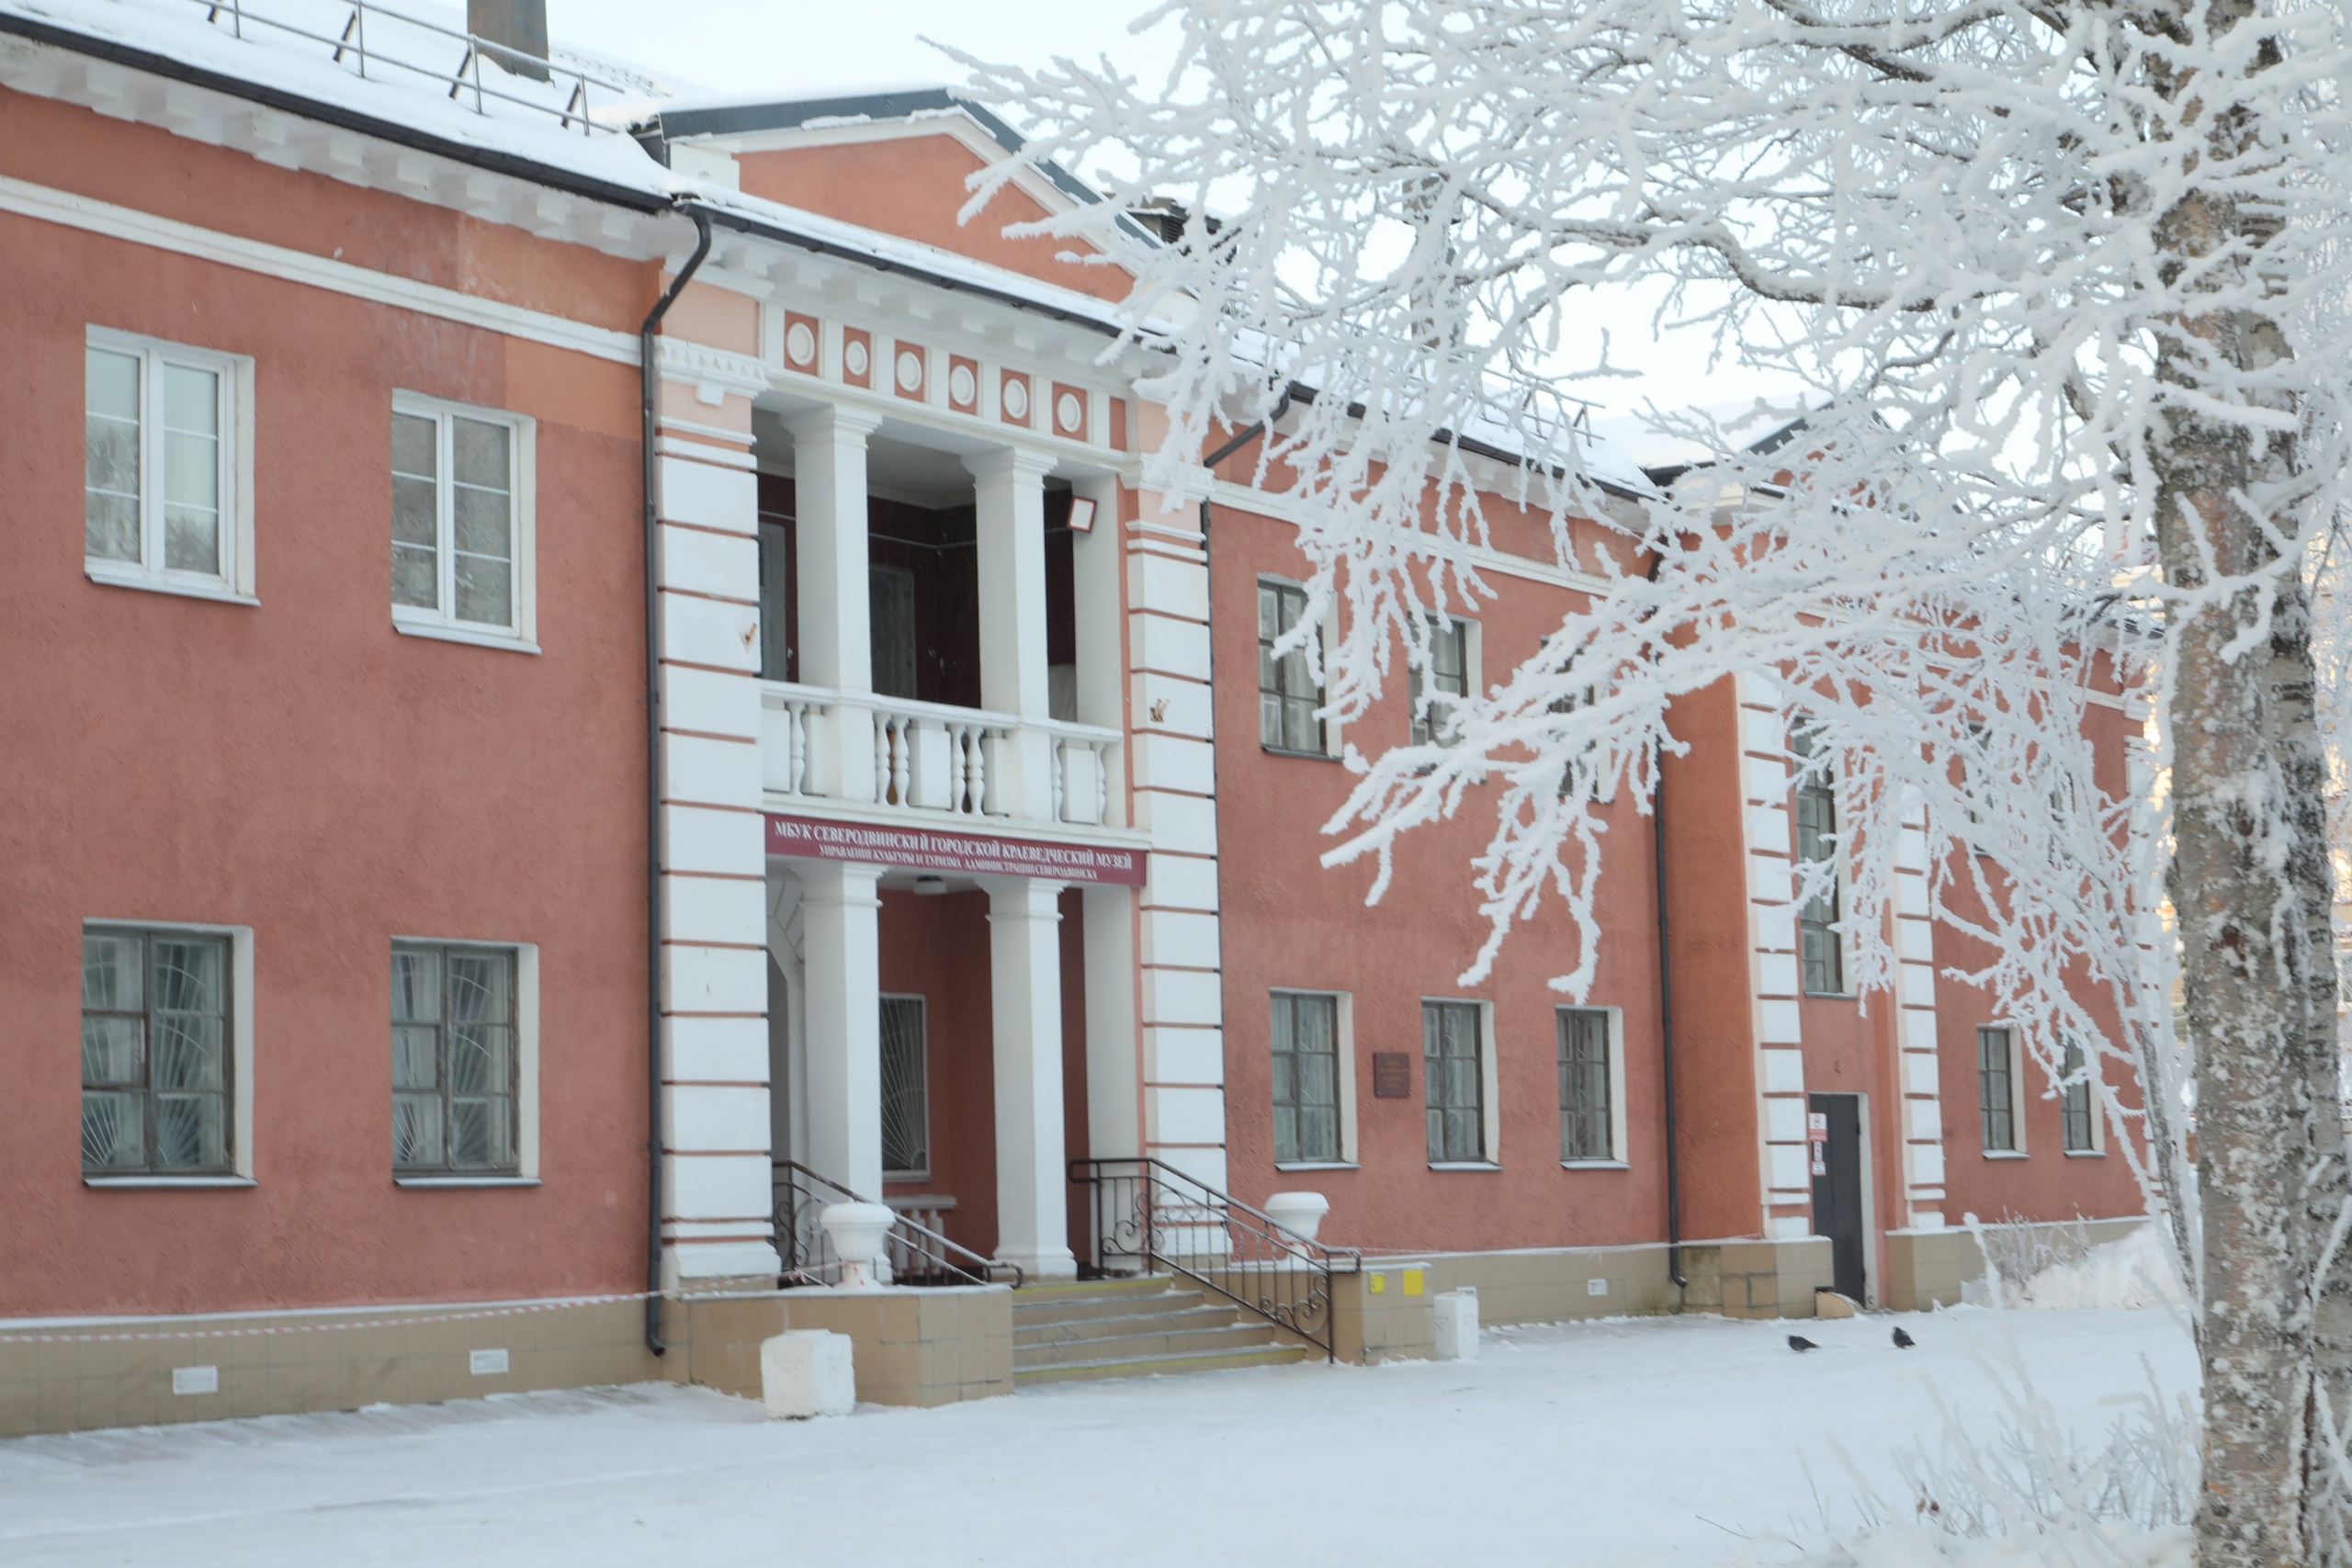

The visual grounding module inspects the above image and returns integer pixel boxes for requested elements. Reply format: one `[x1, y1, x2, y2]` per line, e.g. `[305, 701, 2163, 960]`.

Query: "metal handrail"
[1069, 1156, 1362, 1362]
[771, 1160, 1023, 1290]
[190, 0, 640, 134]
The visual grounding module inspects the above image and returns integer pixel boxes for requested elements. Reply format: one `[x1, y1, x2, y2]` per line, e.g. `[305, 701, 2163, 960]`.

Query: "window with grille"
[1558, 1008, 1613, 1162]
[85, 333, 243, 593]
[880, 995, 929, 1179]
[2060, 1038, 2097, 1153]
[870, 566, 918, 700]
[1409, 616, 1470, 746]
[1258, 581, 1325, 753]
[1790, 720, 1845, 994]
[1272, 992, 1342, 1164]
[1978, 1026, 2017, 1152]
[82, 928, 234, 1174]
[391, 944, 519, 1175]
[1424, 999, 1487, 1163]
[391, 396, 529, 638]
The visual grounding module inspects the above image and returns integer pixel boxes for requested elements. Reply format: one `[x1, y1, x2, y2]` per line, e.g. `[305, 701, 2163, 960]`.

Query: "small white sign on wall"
[172, 1365, 219, 1396]
[469, 1348, 509, 1376]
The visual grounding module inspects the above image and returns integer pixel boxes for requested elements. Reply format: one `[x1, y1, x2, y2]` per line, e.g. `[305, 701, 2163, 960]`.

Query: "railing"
[1069, 1157, 1363, 1362]
[189, 0, 641, 134]
[772, 1160, 1022, 1290]
[761, 682, 1121, 830]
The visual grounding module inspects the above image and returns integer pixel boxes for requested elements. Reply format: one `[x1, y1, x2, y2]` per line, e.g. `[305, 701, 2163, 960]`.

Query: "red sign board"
[764, 813, 1147, 886]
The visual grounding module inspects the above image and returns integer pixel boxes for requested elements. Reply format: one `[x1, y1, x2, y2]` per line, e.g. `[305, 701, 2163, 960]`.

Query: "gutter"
[639, 207, 714, 1355]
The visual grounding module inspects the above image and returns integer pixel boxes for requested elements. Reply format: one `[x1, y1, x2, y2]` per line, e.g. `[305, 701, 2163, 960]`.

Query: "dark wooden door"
[1809, 1093, 1866, 1301]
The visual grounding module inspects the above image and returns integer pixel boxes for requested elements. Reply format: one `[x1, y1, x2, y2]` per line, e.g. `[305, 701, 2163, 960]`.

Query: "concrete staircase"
[1012, 1275, 1314, 1387]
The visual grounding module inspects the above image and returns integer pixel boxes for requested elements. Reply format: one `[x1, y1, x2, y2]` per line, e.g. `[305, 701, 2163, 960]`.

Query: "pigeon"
[1788, 1335, 1820, 1352]
[1893, 1326, 1917, 1349]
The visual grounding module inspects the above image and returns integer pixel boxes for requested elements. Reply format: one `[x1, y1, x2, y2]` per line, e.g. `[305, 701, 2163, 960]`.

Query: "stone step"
[1014, 1322, 1286, 1369]
[1013, 1303, 1239, 1347]
[1011, 1289, 1213, 1328]
[1011, 1275, 1176, 1303]
[1014, 1343, 1313, 1386]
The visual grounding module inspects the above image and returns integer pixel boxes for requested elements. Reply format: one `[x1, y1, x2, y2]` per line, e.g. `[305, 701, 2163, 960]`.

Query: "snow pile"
[1763, 1523, 2188, 1567]
[1962, 1223, 2188, 1313]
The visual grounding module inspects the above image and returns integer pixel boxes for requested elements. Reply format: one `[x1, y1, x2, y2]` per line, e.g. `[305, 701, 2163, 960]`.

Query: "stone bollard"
[761, 1329, 855, 1419]
[1432, 1288, 1480, 1361]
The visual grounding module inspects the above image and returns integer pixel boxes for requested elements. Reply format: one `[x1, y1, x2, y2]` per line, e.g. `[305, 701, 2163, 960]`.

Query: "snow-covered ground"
[0, 1306, 2192, 1567]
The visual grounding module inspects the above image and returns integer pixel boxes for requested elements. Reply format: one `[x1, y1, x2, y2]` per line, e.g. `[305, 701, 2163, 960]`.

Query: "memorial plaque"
[1372, 1051, 1410, 1099]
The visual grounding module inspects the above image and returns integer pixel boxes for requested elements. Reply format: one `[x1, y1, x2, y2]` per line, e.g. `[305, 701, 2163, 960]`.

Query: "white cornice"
[0, 172, 640, 365]
[657, 338, 767, 404]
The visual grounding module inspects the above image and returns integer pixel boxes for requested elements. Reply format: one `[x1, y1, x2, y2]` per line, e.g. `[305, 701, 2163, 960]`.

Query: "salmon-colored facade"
[0, 2, 2148, 1436]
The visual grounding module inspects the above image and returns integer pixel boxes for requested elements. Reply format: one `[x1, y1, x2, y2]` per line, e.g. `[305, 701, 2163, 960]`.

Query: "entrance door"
[1808, 1093, 1866, 1302]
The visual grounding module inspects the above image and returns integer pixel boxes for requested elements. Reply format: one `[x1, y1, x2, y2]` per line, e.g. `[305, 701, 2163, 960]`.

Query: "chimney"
[469, 0, 549, 82]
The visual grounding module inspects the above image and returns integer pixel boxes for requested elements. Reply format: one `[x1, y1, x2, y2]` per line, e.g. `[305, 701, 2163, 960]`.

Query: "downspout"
[641, 208, 715, 1355]
[1646, 548, 1686, 1291]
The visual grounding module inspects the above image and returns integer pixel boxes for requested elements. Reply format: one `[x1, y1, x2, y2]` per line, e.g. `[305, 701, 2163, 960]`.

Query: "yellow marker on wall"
[1403, 1269, 1425, 1296]
[1368, 1273, 1385, 1295]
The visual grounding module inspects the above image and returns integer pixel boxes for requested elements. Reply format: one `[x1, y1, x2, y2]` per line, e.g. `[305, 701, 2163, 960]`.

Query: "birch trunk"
[2159, 145, 2347, 1568]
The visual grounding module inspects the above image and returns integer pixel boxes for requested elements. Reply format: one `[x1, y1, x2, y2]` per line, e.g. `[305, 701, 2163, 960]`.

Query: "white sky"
[543, 1, 1801, 463]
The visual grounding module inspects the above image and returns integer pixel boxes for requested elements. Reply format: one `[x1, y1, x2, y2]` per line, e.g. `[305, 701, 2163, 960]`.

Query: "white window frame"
[81, 919, 256, 1188]
[1272, 988, 1358, 1169]
[1256, 577, 1344, 759]
[1557, 1005, 1630, 1168]
[1424, 997, 1501, 1170]
[2057, 1034, 2105, 1156]
[390, 938, 539, 1187]
[389, 391, 538, 653]
[1409, 614, 1481, 748]
[83, 328, 257, 605]
[1978, 1022, 2029, 1157]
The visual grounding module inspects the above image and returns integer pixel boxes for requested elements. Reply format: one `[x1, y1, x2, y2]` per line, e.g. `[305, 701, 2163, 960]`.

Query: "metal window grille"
[1272, 992, 1341, 1164]
[1978, 1026, 2017, 1152]
[2060, 1038, 2096, 1152]
[879, 995, 929, 1179]
[1790, 720, 1844, 994]
[392, 407, 516, 630]
[82, 928, 233, 1174]
[391, 943, 519, 1175]
[1258, 582, 1325, 753]
[1424, 999, 1485, 1163]
[1558, 1008, 1612, 1161]
[1409, 615, 1469, 746]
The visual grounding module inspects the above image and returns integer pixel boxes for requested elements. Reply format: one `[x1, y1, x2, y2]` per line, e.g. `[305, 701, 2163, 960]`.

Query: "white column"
[1072, 472, 1127, 828]
[652, 341, 779, 1287]
[799, 861, 884, 1201]
[788, 405, 883, 802]
[986, 875, 1080, 1280]
[967, 447, 1057, 819]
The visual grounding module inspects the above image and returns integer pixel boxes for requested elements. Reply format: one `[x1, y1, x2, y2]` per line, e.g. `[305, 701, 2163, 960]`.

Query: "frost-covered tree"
[962, 2, 2352, 1562]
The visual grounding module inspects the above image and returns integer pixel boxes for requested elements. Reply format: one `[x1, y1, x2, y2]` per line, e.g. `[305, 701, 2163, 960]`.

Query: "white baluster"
[1050, 736, 1067, 823]
[967, 729, 988, 817]
[890, 718, 911, 807]
[873, 714, 890, 805]
[1095, 739, 1111, 826]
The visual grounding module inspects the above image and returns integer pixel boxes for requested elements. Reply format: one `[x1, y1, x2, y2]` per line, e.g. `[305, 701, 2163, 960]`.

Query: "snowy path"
[0, 1307, 2192, 1567]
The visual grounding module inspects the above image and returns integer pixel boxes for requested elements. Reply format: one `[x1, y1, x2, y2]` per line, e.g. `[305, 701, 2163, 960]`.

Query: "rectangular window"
[84, 332, 248, 597]
[870, 566, 919, 700]
[880, 995, 930, 1179]
[759, 513, 796, 682]
[2060, 1038, 2097, 1153]
[1558, 1008, 1614, 1162]
[82, 928, 234, 1175]
[1790, 719, 1845, 994]
[1978, 1026, 2017, 1152]
[1409, 615, 1470, 746]
[1258, 581, 1325, 754]
[391, 943, 520, 1176]
[1272, 992, 1342, 1164]
[390, 395, 533, 644]
[1424, 999, 1487, 1163]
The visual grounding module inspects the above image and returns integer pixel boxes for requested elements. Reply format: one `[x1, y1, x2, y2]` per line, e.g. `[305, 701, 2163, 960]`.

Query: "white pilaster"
[1736, 674, 1813, 1240]
[1071, 471, 1128, 828]
[985, 875, 1080, 1279]
[798, 861, 886, 1201]
[654, 374, 778, 1284]
[787, 405, 884, 803]
[1893, 793, 1948, 1229]
[1082, 883, 1142, 1165]
[1130, 478, 1226, 1191]
[968, 447, 1057, 820]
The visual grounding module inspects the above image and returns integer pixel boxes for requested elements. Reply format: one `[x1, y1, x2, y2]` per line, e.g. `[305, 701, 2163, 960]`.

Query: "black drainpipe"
[640, 208, 716, 1356]
[1645, 548, 1686, 1291]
